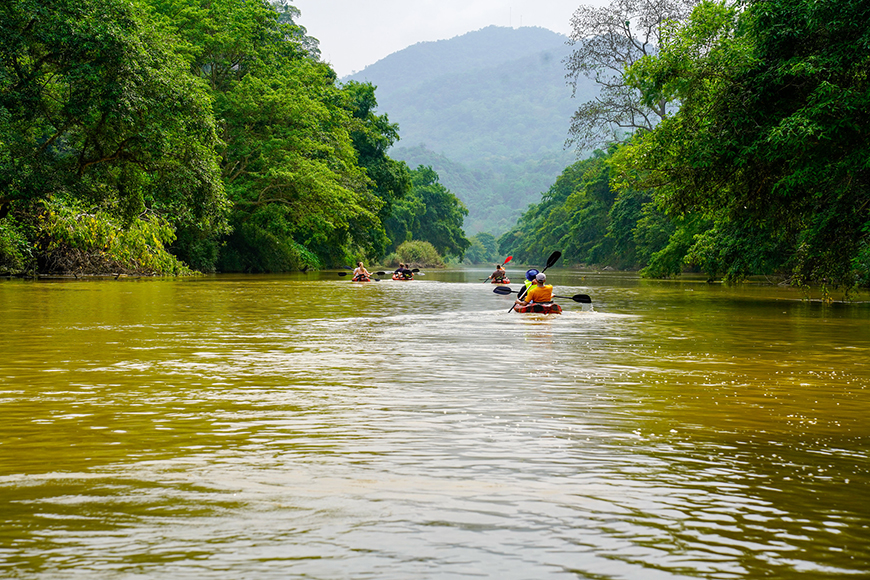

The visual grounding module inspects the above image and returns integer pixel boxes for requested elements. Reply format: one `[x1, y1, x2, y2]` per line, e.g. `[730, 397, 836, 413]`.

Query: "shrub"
[0, 217, 29, 274]
[394, 240, 444, 268]
[35, 200, 193, 275]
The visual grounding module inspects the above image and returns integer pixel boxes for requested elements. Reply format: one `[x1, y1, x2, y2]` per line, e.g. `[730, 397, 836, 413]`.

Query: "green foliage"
[391, 144, 574, 236]
[854, 237, 870, 287]
[617, 0, 870, 287]
[0, 217, 30, 273]
[684, 216, 791, 282]
[1, 0, 466, 274]
[499, 150, 658, 268]
[34, 199, 192, 275]
[153, 0, 418, 270]
[640, 214, 708, 279]
[607, 188, 655, 268]
[0, 0, 228, 232]
[632, 202, 677, 265]
[386, 166, 470, 259]
[463, 232, 500, 264]
[342, 81, 412, 257]
[215, 62, 381, 269]
[0, 0, 228, 274]
[390, 241, 445, 269]
[217, 217, 320, 274]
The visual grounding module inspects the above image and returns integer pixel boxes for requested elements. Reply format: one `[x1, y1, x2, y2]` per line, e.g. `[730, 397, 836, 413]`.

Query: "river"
[1, 269, 869, 579]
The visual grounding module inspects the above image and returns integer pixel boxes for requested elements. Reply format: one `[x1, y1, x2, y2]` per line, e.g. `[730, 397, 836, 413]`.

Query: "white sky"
[291, 0, 603, 77]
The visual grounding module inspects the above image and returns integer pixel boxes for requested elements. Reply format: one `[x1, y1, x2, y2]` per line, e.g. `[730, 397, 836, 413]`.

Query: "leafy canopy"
[615, 0, 870, 286]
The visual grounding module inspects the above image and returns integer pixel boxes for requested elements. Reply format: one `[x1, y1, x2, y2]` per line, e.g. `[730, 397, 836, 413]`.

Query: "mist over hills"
[345, 26, 597, 235]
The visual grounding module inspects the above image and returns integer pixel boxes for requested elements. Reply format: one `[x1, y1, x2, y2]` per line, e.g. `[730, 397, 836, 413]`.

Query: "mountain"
[345, 26, 598, 236]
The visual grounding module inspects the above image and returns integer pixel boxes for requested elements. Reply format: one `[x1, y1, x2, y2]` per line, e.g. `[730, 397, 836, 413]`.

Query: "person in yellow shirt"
[516, 272, 553, 306]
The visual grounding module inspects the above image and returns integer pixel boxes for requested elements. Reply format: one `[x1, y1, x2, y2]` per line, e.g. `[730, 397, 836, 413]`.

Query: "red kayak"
[392, 274, 413, 281]
[491, 278, 510, 284]
[352, 276, 372, 282]
[514, 302, 562, 314]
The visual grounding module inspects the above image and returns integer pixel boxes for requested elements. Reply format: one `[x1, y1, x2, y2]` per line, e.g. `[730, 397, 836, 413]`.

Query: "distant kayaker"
[394, 263, 413, 279]
[352, 262, 370, 281]
[487, 264, 507, 283]
[516, 272, 553, 306]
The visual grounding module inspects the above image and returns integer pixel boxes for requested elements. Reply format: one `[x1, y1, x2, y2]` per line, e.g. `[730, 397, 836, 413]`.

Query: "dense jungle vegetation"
[0, 0, 469, 276]
[500, 0, 870, 288]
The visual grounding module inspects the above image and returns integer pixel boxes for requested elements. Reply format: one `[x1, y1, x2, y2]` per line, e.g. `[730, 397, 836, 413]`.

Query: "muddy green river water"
[1, 270, 869, 579]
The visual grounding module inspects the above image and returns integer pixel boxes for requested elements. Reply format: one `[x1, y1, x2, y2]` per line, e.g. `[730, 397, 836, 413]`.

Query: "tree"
[498, 153, 609, 265]
[0, 0, 228, 273]
[272, 0, 321, 60]
[565, 0, 699, 150]
[464, 232, 500, 264]
[386, 166, 470, 260]
[342, 81, 412, 258]
[216, 62, 382, 270]
[615, 0, 870, 286]
[148, 0, 391, 270]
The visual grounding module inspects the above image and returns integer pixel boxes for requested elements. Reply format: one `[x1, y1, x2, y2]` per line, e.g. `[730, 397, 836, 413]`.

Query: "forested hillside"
[347, 26, 598, 236]
[0, 0, 469, 276]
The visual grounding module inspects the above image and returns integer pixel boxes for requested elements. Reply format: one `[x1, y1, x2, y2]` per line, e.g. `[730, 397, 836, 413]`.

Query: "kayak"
[514, 302, 562, 314]
[392, 274, 414, 281]
[352, 276, 372, 282]
[491, 278, 510, 284]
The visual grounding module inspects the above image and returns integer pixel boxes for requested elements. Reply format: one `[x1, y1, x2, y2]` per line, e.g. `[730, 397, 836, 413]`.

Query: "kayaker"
[518, 268, 538, 300]
[352, 262, 370, 281]
[394, 263, 413, 279]
[516, 272, 553, 306]
[487, 264, 507, 283]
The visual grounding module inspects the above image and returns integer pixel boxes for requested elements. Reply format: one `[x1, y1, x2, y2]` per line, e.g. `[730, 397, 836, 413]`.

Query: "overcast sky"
[291, 0, 606, 77]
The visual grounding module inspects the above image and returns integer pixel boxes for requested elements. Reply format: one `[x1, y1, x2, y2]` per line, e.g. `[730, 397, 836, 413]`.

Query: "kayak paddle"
[494, 285, 591, 304]
[375, 268, 420, 276]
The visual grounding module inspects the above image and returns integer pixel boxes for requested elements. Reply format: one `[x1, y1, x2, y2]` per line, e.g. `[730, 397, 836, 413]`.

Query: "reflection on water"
[1, 271, 869, 578]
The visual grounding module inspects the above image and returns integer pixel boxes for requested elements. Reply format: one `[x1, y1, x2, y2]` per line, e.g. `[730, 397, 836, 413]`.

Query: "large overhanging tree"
[149, 0, 388, 270]
[565, 0, 699, 150]
[0, 0, 229, 274]
[0, 0, 227, 231]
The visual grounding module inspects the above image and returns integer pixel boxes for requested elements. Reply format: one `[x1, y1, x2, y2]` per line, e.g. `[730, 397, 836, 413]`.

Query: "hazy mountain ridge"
[346, 26, 570, 99]
[345, 26, 597, 235]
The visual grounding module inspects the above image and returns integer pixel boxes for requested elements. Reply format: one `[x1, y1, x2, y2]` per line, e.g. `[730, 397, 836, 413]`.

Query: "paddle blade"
[572, 294, 592, 303]
[338, 272, 349, 276]
[492, 286, 513, 295]
[503, 256, 513, 265]
[544, 251, 561, 270]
